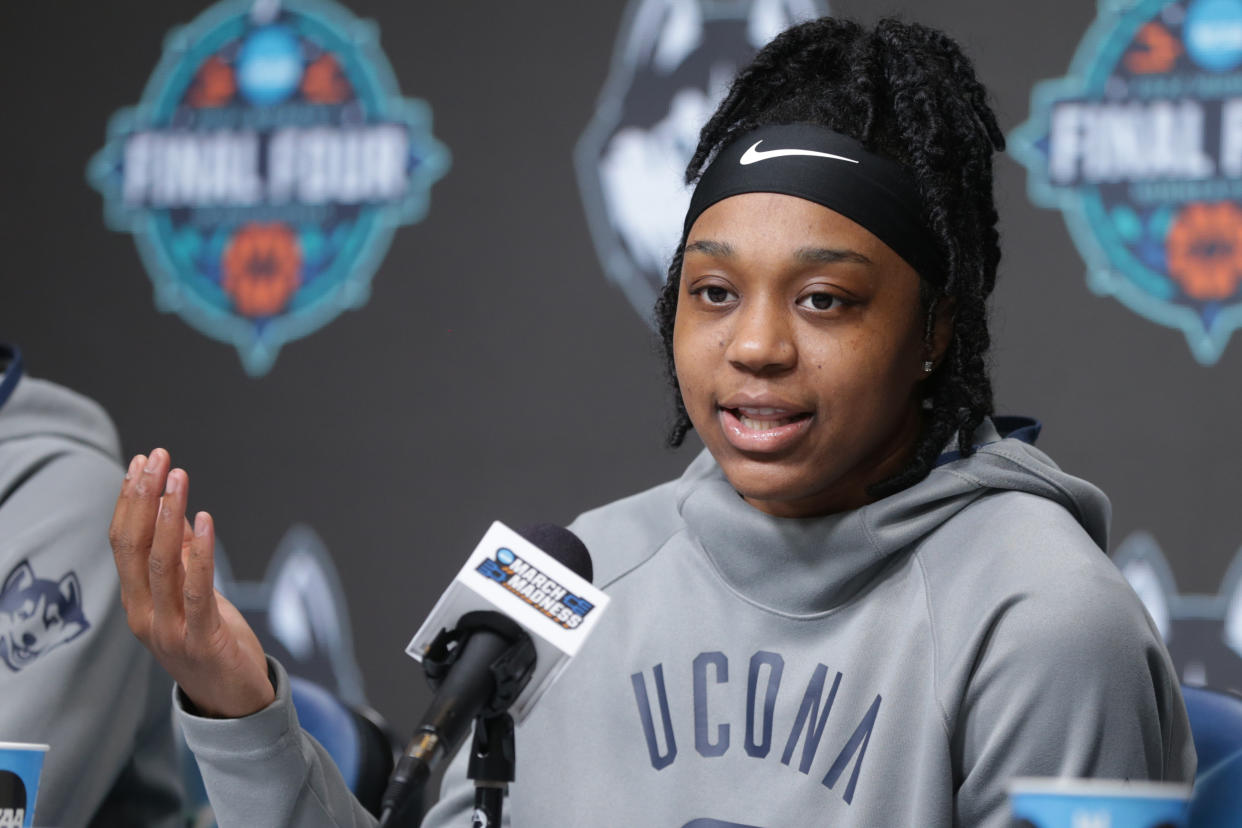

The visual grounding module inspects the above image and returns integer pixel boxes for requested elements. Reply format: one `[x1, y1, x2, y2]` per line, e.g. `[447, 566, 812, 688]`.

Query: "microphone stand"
[378, 612, 534, 827]
[467, 713, 515, 828]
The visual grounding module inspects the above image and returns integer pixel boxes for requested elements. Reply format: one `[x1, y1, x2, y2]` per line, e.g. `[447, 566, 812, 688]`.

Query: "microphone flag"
[405, 521, 610, 721]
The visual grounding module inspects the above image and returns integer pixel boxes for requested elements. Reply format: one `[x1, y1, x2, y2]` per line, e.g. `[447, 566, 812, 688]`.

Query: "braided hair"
[654, 17, 1005, 498]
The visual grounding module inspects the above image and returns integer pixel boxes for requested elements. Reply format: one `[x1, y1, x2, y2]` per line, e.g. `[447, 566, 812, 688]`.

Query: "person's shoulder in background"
[0, 363, 183, 828]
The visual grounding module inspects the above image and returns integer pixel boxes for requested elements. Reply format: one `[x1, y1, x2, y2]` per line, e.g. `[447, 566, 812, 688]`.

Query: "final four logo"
[88, 0, 449, 374]
[1012, 0, 1242, 363]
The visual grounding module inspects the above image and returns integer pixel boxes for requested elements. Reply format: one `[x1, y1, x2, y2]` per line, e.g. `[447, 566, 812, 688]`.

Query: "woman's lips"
[718, 405, 813, 453]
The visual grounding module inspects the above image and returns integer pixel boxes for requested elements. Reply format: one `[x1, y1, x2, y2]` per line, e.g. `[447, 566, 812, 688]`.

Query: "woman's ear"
[922, 296, 956, 374]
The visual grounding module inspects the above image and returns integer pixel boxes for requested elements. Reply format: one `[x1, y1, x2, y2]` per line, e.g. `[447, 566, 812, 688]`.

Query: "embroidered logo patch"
[0, 560, 89, 673]
[1011, 0, 1242, 363]
[88, 0, 449, 374]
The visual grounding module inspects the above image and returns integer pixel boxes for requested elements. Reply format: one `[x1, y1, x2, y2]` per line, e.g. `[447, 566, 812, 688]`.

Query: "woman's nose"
[725, 298, 796, 375]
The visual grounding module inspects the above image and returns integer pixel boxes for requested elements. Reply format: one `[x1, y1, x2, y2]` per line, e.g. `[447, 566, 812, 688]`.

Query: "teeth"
[738, 414, 797, 431]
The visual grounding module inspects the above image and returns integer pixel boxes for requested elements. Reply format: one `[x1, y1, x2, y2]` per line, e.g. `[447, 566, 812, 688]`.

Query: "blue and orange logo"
[476, 547, 595, 630]
[1012, 0, 1242, 363]
[88, 0, 449, 374]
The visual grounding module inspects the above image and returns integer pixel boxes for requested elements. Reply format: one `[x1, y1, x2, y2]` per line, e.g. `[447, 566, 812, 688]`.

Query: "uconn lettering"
[630, 651, 882, 805]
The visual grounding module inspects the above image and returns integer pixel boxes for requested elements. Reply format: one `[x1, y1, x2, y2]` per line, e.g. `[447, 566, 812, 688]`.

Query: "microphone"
[378, 522, 609, 826]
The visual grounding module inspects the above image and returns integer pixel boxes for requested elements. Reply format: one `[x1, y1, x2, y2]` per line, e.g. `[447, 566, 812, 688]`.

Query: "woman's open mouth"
[718, 405, 813, 452]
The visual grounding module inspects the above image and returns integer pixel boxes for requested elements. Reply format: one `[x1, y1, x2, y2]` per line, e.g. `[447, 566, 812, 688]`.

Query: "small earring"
[922, 360, 935, 373]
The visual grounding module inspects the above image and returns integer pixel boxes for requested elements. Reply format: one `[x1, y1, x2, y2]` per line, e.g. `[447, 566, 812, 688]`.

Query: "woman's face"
[673, 192, 943, 518]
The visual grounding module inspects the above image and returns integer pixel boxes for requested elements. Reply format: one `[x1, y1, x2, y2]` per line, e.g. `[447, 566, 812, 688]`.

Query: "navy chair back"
[1183, 684, 1242, 827]
[287, 675, 398, 815]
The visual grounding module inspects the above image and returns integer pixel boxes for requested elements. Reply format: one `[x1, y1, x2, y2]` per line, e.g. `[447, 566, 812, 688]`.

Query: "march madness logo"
[576, 0, 828, 324]
[476, 547, 596, 630]
[1012, 0, 1242, 363]
[88, 0, 449, 375]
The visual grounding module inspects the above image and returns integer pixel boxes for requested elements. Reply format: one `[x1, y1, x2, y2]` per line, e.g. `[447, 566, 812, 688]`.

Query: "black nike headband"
[683, 123, 944, 283]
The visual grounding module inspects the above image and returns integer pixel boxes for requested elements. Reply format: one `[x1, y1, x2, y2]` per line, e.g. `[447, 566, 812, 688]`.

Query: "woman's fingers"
[131, 449, 169, 540]
[110, 450, 169, 625]
[109, 456, 147, 603]
[183, 511, 219, 644]
[108, 454, 141, 552]
[149, 467, 189, 626]
[106, 451, 272, 717]
[181, 517, 194, 563]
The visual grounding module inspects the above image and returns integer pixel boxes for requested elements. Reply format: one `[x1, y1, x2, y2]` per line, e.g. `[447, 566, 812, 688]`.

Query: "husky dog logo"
[576, 0, 828, 323]
[0, 559, 89, 673]
[1115, 531, 1242, 690]
[88, 0, 449, 375]
[1011, 0, 1242, 363]
[213, 523, 366, 703]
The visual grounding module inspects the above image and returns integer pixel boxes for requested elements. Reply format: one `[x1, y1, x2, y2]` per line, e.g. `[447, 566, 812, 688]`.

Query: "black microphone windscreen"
[517, 523, 593, 583]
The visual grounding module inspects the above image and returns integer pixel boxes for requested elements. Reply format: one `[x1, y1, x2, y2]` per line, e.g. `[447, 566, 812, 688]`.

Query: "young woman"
[109, 17, 1194, 827]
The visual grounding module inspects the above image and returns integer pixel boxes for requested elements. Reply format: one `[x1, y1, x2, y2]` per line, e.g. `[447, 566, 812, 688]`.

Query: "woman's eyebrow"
[795, 247, 872, 265]
[684, 239, 734, 257]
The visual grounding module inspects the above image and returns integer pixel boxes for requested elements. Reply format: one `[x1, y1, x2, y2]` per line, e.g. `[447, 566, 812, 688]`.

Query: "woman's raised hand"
[109, 448, 275, 718]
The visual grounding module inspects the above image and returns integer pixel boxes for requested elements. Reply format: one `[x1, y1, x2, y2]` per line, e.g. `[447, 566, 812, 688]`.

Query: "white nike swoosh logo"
[738, 141, 859, 166]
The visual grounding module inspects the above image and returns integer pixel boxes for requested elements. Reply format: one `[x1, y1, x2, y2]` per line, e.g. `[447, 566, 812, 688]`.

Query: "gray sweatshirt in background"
[180, 418, 1194, 827]
[0, 373, 183, 828]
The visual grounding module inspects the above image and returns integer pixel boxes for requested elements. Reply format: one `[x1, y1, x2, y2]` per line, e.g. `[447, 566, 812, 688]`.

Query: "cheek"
[803, 331, 916, 409]
[671, 332, 695, 411]
[672, 315, 718, 390]
[672, 351, 706, 415]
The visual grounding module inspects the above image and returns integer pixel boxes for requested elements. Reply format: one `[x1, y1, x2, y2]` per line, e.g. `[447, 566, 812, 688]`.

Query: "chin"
[722, 464, 829, 508]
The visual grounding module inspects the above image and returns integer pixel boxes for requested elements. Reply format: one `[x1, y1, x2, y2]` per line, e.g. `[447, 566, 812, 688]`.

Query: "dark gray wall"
[2, 0, 1239, 740]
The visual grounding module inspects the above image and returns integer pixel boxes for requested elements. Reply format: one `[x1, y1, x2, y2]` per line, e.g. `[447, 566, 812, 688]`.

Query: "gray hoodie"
[179, 418, 1194, 827]
[0, 369, 182, 828]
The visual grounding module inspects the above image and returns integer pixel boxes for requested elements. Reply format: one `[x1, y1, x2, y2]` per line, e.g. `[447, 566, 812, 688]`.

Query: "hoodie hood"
[674, 416, 1111, 615]
[0, 370, 122, 474]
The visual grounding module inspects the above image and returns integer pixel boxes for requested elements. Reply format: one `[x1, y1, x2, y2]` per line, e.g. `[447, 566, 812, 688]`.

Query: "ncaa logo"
[576, 0, 828, 324]
[1011, 0, 1242, 363]
[87, 0, 449, 375]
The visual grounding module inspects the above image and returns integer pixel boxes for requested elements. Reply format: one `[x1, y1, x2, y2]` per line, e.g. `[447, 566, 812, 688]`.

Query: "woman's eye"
[798, 292, 839, 311]
[693, 284, 735, 305]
